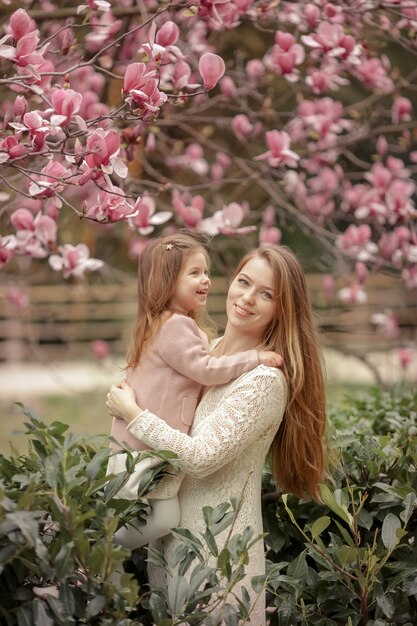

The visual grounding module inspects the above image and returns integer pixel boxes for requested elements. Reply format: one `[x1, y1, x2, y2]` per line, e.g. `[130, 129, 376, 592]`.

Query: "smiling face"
[169, 249, 211, 314]
[226, 256, 277, 342]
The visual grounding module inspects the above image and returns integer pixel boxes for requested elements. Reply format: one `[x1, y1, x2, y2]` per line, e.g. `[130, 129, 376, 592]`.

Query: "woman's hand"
[106, 381, 142, 423]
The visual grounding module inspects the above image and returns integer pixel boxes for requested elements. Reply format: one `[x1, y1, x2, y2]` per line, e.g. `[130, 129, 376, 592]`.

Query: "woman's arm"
[109, 368, 287, 479]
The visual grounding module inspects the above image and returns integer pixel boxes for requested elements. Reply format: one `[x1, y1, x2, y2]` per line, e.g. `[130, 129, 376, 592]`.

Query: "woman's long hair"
[234, 246, 327, 501]
[126, 231, 214, 369]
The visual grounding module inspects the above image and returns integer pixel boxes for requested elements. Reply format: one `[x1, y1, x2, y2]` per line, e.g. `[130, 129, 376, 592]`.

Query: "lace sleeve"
[126, 367, 287, 478]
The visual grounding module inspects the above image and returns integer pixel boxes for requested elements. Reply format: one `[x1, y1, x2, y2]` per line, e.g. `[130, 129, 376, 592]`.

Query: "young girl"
[107, 231, 282, 549]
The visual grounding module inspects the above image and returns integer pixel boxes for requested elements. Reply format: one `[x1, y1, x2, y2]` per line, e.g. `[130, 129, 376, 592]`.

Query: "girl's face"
[226, 256, 277, 341]
[169, 250, 211, 314]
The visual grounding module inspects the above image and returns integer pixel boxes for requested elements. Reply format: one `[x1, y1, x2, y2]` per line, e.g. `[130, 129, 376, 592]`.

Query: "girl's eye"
[238, 278, 248, 286]
[262, 291, 273, 299]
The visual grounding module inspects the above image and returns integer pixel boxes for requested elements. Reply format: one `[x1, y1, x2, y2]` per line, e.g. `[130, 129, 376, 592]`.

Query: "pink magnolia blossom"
[264, 31, 305, 82]
[336, 224, 378, 261]
[246, 59, 264, 83]
[14, 32, 49, 70]
[355, 261, 368, 285]
[172, 190, 205, 228]
[371, 309, 400, 340]
[49, 243, 104, 278]
[397, 347, 415, 370]
[9, 9, 36, 41]
[28, 161, 71, 198]
[392, 96, 412, 124]
[142, 21, 183, 65]
[259, 225, 281, 246]
[86, 187, 136, 222]
[130, 194, 172, 236]
[91, 339, 110, 359]
[49, 88, 83, 127]
[0, 235, 16, 268]
[11, 209, 57, 258]
[77, 0, 111, 14]
[301, 22, 358, 60]
[322, 275, 335, 302]
[85, 12, 123, 52]
[0, 135, 28, 161]
[200, 202, 255, 236]
[166, 143, 208, 175]
[9, 110, 56, 151]
[122, 62, 167, 117]
[156, 21, 180, 47]
[13, 95, 28, 118]
[337, 283, 367, 304]
[355, 57, 393, 92]
[128, 236, 150, 259]
[232, 114, 254, 140]
[199, 53, 225, 89]
[8, 286, 29, 309]
[402, 266, 417, 290]
[220, 76, 237, 98]
[85, 128, 127, 177]
[255, 130, 299, 167]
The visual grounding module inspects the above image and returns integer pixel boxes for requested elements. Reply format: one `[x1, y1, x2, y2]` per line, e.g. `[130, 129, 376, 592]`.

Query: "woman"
[107, 245, 327, 625]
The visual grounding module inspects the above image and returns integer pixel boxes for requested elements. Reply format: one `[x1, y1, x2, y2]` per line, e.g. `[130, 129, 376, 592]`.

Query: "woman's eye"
[238, 278, 248, 285]
[262, 291, 273, 299]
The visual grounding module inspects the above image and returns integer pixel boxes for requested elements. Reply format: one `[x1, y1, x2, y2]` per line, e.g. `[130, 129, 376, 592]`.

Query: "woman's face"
[226, 256, 277, 341]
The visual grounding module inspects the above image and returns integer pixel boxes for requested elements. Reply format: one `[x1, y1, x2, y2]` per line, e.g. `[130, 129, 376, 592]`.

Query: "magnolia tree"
[0, 0, 416, 352]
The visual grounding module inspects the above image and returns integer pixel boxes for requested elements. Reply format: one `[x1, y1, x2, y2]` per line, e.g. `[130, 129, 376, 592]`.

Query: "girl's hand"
[258, 351, 283, 368]
[106, 381, 141, 423]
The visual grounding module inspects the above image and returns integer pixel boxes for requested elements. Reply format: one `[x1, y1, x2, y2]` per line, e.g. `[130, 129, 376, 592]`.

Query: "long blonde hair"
[126, 231, 214, 368]
[234, 246, 327, 501]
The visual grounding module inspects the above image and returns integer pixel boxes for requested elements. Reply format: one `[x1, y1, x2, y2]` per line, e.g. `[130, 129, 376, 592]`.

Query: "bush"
[262, 386, 417, 625]
[1, 388, 416, 625]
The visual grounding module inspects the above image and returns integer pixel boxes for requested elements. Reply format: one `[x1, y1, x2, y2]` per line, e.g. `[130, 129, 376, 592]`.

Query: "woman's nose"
[242, 291, 255, 304]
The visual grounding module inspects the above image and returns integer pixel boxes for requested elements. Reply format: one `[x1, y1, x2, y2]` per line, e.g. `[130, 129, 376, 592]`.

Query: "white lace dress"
[126, 365, 288, 625]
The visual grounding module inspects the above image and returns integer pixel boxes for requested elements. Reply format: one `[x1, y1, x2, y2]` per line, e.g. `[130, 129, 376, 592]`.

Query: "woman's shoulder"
[232, 364, 287, 393]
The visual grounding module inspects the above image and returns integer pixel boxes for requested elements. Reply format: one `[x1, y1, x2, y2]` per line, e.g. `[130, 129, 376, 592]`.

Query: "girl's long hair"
[234, 246, 327, 501]
[126, 231, 214, 368]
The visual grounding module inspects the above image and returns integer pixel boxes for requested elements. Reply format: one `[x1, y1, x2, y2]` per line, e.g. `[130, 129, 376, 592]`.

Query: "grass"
[0, 389, 110, 456]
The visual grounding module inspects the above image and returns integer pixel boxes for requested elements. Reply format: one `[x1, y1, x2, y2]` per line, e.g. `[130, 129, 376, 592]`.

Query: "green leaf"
[337, 546, 358, 567]
[86, 448, 109, 481]
[54, 542, 75, 581]
[217, 548, 231, 577]
[167, 575, 189, 615]
[203, 527, 218, 557]
[376, 593, 395, 618]
[170, 528, 204, 555]
[310, 516, 331, 540]
[85, 595, 106, 619]
[320, 485, 353, 527]
[381, 513, 401, 550]
[400, 492, 417, 525]
[251, 574, 267, 593]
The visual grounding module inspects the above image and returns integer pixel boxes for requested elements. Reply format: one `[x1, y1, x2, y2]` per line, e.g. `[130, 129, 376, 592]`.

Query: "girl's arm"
[157, 314, 260, 384]
[108, 368, 287, 478]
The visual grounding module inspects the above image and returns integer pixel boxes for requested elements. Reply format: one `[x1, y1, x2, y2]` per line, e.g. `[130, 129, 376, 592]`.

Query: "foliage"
[1, 389, 417, 625]
[262, 386, 417, 625]
[0, 406, 176, 625]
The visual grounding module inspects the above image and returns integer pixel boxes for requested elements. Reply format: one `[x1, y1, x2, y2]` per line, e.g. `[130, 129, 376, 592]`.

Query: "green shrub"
[262, 386, 417, 625]
[0, 407, 175, 625]
[1, 388, 416, 625]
